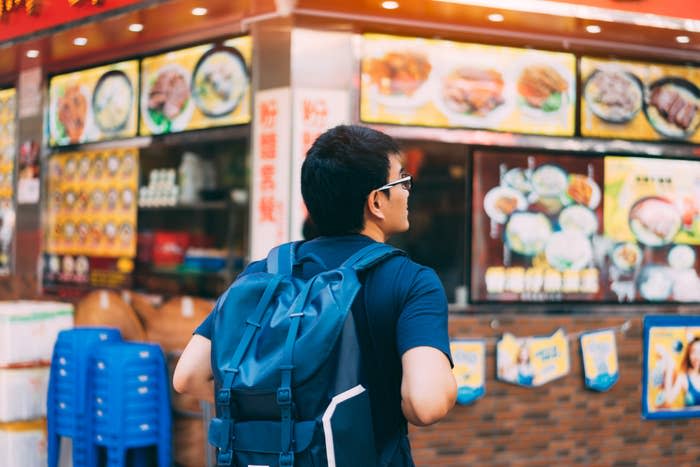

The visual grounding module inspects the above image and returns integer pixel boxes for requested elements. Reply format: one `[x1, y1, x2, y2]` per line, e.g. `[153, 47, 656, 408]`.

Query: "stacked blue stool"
[47, 327, 123, 467]
[91, 341, 172, 467]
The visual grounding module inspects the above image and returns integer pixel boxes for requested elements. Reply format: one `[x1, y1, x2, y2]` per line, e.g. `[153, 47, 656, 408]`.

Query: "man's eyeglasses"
[376, 174, 412, 192]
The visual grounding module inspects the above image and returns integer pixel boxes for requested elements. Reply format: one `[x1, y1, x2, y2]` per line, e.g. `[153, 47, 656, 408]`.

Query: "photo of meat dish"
[584, 69, 642, 123]
[57, 85, 87, 143]
[364, 51, 431, 96]
[645, 78, 700, 138]
[629, 196, 681, 246]
[517, 65, 569, 112]
[442, 67, 504, 116]
[146, 66, 191, 132]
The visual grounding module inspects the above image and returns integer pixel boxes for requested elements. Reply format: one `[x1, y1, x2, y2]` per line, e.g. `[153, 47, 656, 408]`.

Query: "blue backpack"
[208, 241, 404, 467]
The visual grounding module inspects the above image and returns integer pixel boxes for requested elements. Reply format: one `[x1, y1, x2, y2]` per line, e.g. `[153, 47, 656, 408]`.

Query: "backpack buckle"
[217, 388, 232, 406]
[276, 387, 291, 405]
[279, 451, 294, 467]
[217, 450, 233, 466]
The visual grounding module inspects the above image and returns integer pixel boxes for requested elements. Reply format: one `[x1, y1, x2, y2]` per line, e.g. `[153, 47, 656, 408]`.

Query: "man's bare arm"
[172, 334, 215, 403]
[401, 346, 457, 426]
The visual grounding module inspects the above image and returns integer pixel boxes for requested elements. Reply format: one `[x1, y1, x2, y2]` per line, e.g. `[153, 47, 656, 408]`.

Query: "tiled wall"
[411, 314, 700, 467]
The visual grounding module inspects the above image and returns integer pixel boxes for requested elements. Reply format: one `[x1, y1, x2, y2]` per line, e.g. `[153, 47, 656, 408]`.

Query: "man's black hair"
[301, 125, 400, 236]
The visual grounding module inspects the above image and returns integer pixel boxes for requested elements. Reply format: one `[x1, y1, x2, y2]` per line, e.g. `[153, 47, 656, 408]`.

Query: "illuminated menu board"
[361, 33, 576, 136]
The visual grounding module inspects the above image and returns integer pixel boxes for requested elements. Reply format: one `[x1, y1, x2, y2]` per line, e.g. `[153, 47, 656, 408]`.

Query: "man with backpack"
[174, 124, 457, 466]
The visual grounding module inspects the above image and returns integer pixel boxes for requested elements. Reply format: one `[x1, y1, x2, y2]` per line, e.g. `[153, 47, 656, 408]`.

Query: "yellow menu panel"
[581, 57, 700, 142]
[140, 36, 252, 135]
[361, 33, 576, 136]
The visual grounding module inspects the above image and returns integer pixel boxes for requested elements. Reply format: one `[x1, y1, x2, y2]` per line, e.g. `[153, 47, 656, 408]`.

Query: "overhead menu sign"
[360, 33, 576, 136]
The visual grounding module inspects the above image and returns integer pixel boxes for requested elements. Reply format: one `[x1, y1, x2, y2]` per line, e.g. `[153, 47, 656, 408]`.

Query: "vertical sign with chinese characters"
[250, 88, 292, 261]
[290, 89, 350, 240]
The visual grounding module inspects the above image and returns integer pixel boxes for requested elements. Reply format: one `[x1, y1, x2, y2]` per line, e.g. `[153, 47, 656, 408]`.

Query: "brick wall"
[410, 314, 700, 467]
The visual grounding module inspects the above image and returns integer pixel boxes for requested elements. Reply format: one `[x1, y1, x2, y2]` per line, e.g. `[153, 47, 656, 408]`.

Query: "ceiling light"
[73, 37, 88, 46]
[586, 25, 601, 34]
[488, 13, 504, 22]
[26, 49, 39, 58]
[128, 23, 144, 32]
[676, 35, 691, 44]
[191, 7, 208, 16]
[381, 1, 399, 9]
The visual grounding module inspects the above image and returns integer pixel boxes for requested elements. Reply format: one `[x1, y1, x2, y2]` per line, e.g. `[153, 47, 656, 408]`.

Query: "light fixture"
[73, 37, 88, 46]
[191, 7, 208, 16]
[26, 49, 40, 58]
[676, 35, 691, 44]
[488, 13, 504, 22]
[381, 1, 399, 9]
[128, 23, 144, 32]
[585, 24, 601, 34]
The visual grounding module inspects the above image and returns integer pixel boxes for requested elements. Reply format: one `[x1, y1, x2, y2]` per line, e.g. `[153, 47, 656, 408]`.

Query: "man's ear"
[366, 190, 386, 220]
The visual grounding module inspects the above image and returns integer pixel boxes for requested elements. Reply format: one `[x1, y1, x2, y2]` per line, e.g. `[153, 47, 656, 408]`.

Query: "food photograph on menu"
[139, 36, 251, 135]
[360, 33, 576, 136]
[604, 156, 700, 303]
[581, 57, 700, 142]
[472, 150, 700, 303]
[472, 150, 605, 302]
[49, 60, 139, 146]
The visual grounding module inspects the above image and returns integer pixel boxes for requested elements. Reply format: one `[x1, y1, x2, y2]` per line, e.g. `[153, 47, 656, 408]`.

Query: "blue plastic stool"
[47, 327, 123, 467]
[91, 341, 172, 467]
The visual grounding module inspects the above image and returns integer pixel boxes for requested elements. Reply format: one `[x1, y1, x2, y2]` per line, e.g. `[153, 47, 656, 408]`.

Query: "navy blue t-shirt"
[195, 234, 451, 465]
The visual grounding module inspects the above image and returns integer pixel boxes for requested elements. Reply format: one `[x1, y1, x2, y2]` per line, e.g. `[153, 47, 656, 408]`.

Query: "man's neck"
[360, 222, 386, 243]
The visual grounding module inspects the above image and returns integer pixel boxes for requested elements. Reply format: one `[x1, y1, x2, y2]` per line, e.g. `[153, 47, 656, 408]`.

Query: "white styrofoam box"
[0, 367, 50, 422]
[0, 419, 47, 467]
[0, 301, 74, 366]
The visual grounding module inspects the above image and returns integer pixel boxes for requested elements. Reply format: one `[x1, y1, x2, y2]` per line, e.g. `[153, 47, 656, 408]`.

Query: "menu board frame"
[580, 55, 700, 143]
[469, 148, 700, 305]
[139, 35, 252, 136]
[48, 59, 140, 147]
[360, 32, 577, 137]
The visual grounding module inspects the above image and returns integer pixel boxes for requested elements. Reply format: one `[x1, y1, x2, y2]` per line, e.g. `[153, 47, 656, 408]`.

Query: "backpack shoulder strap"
[266, 241, 302, 275]
[341, 242, 405, 272]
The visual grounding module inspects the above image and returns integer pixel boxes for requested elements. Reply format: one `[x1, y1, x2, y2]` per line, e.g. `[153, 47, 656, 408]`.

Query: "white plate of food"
[545, 230, 593, 271]
[515, 61, 573, 120]
[558, 204, 598, 236]
[628, 196, 681, 247]
[531, 164, 568, 198]
[484, 186, 528, 224]
[142, 63, 194, 134]
[192, 46, 248, 118]
[668, 244, 696, 270]
[584, 67, 643, 124]
[362, 49, 434, 109]
[611, 242, 642, 272]
[564, 174, 601, 210]
[504, 211, 552, 256]
[503, 168, 533, 195]
[50, 84, 93, 145]
[638, 265, 673, 301]
[644, 77, 700, 139]
[92, 70, 134, 133]
[434, 65, 514, 128]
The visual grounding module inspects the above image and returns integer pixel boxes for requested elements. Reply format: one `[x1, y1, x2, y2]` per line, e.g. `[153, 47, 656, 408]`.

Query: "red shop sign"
[0, 0, 143, 42]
